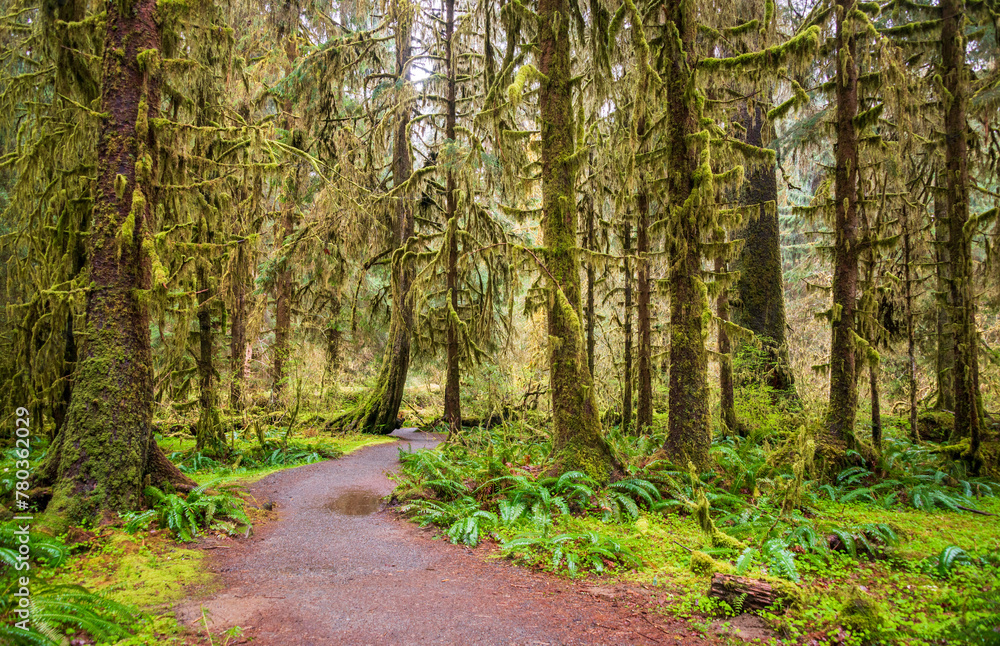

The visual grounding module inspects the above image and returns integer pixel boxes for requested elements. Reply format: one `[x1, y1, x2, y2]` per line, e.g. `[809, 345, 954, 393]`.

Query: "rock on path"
[177, 428, 718, 645]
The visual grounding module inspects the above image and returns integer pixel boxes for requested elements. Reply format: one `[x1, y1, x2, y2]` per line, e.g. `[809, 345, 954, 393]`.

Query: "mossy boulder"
[689, 550, 733, 576]
[838, 586, 888, 644]
[918, 410, 954, 443]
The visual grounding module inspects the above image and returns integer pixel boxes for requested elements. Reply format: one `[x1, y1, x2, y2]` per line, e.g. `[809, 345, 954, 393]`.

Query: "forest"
[1, 0, 999, 642]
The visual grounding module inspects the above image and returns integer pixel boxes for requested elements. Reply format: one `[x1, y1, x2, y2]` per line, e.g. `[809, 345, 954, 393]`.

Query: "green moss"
[689, 550, 724, 575]
[53, 531, 215, 608]
[917, 410, 954, 443]
[838, 585, 888, 641]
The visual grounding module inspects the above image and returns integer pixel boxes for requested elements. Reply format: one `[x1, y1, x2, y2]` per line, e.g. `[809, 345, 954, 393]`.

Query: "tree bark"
[870, 363, 881, 452]
[539, 0, 617, 481]
[823, 0, 861, 456]
[933, 181, 955, 411]
[708, 574, 778, 612]
[662, 0, 712, 471]
[42, 0, 194, 525]
[940, 0, 982, 470]
[716, 252, 737, 435]
[196, 264, 222, 452]
[443, 0, 462, 440]
[272, 32, 301, 404]
[636, 144, 653, 433]
[230, 235, 250, 413]
[586, 188, 597, 380]
[732, 104, 795, 395]
[623, 219, 633, 434]
[902, 203, 919, 441]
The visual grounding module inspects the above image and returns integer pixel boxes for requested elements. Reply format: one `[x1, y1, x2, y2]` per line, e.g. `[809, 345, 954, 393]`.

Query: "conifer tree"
[41, 0, 195, 524]
[533, 0, 618, 480]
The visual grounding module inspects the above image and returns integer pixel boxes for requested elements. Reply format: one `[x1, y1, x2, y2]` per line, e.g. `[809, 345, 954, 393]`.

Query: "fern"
[735, 546, 755, 574]
[762, 538, 799, 582]
[935, 545, 971, 578]
[123, 481, 250, 542]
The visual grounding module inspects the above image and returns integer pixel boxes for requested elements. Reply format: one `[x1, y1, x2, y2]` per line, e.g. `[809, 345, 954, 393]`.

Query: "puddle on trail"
[325, 488, 381, 516]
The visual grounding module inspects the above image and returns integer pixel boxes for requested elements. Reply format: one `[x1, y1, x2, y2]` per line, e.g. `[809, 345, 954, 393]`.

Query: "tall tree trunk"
[196, 264, 221, 452]
[902, 203, 919, 441]
[443, 0, 461, 439]
[538, 0, 616, 481]
[586, 190, 597, 379]
[870, 363, 881, 452]
[636, 142, 653, 432]
[42, 0, 194, 525]
[230, 236, 250, 413]
[623, 220, 633, 434]
[662, 0, 711, 470]
[272, 167, 296, 403]
[716, 253, 737, 435]
[823, 0, 861, 457]
[732, 104, 794, 395]
[333, 0, 416, 434]
[933, 182, 955, 411]
[272, 32, 301, 404]
[323, 319, 342, 394]
[941, 0, 982, 470]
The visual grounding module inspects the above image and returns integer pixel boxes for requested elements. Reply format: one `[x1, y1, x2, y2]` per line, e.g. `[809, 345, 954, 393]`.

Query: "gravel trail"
[178, 428, 718, 645]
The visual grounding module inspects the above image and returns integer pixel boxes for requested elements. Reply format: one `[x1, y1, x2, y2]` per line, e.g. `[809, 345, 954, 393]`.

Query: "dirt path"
[178, 429, 721, 645]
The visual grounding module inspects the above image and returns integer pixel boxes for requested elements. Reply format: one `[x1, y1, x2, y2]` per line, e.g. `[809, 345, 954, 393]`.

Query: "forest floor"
[174, 428, 729, 646]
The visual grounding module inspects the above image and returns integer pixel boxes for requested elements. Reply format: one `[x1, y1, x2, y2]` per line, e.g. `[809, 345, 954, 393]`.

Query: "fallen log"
[707, 574, 777, 612]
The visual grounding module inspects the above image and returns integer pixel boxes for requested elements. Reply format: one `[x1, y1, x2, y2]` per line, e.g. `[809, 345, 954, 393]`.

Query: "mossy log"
[708, 574, 779, 612]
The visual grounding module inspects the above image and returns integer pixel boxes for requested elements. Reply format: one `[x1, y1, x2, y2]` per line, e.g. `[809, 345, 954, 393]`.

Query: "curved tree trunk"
[539, 0, 617, 481]
[332, 0, 415, 435]
[42, 0, 194, 526]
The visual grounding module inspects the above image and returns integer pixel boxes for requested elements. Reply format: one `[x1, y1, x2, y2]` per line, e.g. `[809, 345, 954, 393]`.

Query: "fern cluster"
[0, 522, 142, 645]
[122, 480, 251, 542]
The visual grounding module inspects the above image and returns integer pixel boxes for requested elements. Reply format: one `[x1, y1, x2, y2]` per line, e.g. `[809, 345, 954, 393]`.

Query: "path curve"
[178, 429, 716, 645]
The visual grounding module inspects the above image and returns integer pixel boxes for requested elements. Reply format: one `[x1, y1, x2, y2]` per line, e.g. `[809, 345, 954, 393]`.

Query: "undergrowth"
[392, 414, 1000, 645]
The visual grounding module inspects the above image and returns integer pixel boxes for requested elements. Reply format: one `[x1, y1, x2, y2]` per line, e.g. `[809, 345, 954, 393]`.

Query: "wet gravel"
[178, 428, 719, 645]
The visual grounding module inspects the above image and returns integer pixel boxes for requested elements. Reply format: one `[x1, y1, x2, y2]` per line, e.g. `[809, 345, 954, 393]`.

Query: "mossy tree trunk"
[636, 125, 653, 433]
[272, 30, 301, 405]
[933, 182, 955, 411]
[272, 160, 297, 404]
[586, 185, 597, 379]
[443, 0, 462, 439]
[661, 0, 712, 471]
[732, 104, 794, 395]
[715, 251, 737, 435]
[196, 263, 222, 452]
[902, 203, 919, 441]
[623, 219, 633, 434]
[940, 0, 982, 470]
[538, 0, 617, 481]
[42, 0, 195, 525]
[823, 0, 862, 456]
[230, 233, 251, 413]
[333, 0, 415, 435]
